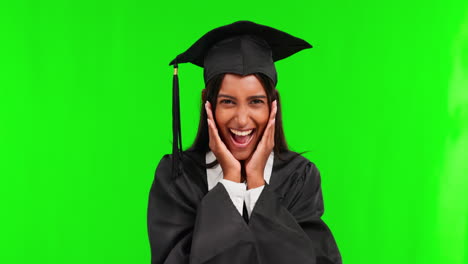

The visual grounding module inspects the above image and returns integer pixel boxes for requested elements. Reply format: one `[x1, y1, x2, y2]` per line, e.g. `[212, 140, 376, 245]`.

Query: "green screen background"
[1, 0, 467, 263]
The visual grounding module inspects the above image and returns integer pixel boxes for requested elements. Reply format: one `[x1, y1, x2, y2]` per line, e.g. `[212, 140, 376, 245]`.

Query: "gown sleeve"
[248, 161, 342, 264]
[147, 155, 258, 264]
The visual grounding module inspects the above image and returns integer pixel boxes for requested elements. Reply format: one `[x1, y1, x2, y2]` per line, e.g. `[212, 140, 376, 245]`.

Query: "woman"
[147, 21, 342, 264]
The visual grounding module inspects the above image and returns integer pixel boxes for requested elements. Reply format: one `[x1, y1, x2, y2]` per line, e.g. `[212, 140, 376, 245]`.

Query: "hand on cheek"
[205, 101, 242, 182]
[245, 100, 277, 189]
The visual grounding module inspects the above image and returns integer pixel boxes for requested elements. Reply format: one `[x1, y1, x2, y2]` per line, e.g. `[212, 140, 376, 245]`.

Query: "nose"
[235, 105, 249, 128]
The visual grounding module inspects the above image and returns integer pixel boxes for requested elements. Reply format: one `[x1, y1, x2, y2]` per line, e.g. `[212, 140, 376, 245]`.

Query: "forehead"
[218, 74, 266, 96]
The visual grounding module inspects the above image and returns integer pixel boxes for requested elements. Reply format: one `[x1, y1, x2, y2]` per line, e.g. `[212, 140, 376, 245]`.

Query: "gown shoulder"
[152, 150, 208, 193]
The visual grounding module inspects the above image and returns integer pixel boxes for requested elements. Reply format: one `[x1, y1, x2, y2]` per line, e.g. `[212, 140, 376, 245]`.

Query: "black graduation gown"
[147, 150, 342, 264]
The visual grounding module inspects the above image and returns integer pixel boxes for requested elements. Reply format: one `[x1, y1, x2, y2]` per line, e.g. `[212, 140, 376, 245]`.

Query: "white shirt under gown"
[205, 151, 274, 219]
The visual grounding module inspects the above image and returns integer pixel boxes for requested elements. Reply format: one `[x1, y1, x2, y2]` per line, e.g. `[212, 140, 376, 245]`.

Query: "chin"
[232, 149, 253, 161]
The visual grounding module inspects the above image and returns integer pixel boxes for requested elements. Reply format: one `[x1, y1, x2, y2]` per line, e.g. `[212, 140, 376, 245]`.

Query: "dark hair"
[188, 73, 290, 166]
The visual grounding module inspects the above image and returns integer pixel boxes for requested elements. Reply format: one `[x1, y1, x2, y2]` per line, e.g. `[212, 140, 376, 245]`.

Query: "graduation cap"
[168, 20, 312, 177]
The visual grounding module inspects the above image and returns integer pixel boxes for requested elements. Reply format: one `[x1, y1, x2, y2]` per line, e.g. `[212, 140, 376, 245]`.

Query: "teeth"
[230, 129, 253, 136]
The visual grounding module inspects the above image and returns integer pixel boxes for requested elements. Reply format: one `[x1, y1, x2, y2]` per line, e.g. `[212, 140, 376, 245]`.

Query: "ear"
[201, 89, 207, 102]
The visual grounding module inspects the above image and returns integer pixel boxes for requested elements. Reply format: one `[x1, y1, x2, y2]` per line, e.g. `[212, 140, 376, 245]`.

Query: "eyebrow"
[218, 94, 267, 100]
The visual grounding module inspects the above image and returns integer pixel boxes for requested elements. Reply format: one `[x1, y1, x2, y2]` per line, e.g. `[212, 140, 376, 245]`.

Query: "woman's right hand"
[205, 101, 241, 183]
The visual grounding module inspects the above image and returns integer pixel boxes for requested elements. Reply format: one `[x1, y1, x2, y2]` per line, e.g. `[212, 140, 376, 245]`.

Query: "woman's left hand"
[245, 100, 277, 190]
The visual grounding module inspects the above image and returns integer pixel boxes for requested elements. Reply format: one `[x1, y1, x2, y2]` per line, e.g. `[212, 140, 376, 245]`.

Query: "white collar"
[205, 151, 274, 191]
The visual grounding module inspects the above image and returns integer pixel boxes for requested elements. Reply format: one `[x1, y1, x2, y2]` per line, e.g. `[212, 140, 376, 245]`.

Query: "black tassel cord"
[172, 61, 183, 180]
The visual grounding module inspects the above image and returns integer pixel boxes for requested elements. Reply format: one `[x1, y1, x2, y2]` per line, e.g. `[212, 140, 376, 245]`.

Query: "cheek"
[214, 109, 230, 127]
[255, 109, 270, 128]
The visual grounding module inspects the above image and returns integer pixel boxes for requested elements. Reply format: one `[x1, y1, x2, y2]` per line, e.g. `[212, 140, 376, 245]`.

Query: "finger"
[207, 118, 221, 141]
[264, 117, 275, 143]
[267, 102, 277, 135]
[259, 100, 276, 145]
[271, 100, 278, 119]
[206, 118, 213, 140]
[269, 100, 277, 121]
[205, 103, 226, 151]
[264, 102, 276, 148]
[270, 101, 277, 145]
[205, 101, 215, 124]
[206, 118, 215, 145]
[269, 117, 276, 146]
[205, 101, 219, 136]
[205, 102, 213, 135]
[205, 102, 218, 132]
[258, 114, 275, 149]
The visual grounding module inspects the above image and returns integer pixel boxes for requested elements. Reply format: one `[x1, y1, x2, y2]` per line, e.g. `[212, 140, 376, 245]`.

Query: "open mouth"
[229, 128, 255, 148]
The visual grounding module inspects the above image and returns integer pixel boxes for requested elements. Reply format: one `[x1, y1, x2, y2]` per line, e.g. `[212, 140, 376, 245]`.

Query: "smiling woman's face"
[215, 73, 270, 161]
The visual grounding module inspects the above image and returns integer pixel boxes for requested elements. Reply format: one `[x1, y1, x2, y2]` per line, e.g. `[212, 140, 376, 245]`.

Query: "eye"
[220, 99, 235, 104]
[250, 99, 265, 104]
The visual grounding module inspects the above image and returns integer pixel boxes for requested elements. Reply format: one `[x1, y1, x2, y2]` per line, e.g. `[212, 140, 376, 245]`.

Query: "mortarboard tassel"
[172, 59, 183, 180]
